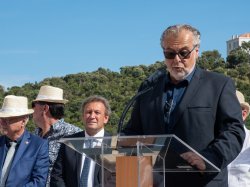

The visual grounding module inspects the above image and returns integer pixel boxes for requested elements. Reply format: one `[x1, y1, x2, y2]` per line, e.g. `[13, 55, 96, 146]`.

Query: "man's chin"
[85, 124, 97, 131]
[171, 73, 186, 82]
[86, 123, 97, 127]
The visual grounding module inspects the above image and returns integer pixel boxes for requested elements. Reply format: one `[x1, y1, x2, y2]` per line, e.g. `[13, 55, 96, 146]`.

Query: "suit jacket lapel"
[153, 76, 167, 133]
[11, 130, 30, 169]
[76, 148, 82, 185]
[76, 131, 85, 184]
[171, 68, 203, 129]
[0, 137, 7, 177]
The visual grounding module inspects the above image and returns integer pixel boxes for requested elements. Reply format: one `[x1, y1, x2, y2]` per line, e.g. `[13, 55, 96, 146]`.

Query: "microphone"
[143, 67, 166, 88]
[117, 67, 166, 135]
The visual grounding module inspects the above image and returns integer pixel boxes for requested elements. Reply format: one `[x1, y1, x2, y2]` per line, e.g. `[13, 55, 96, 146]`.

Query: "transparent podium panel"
[59, 134, 220, 187]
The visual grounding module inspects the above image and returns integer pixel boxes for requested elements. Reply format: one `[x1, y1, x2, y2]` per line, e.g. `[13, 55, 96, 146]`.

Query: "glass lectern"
[59, 134, 220, 187]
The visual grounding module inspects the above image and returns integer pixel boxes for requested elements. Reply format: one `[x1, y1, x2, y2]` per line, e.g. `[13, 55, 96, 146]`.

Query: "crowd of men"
[0, 24, 249, 187]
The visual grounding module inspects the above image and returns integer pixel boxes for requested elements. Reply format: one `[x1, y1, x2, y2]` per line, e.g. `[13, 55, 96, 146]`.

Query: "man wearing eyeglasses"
[123, 24, 245, 187]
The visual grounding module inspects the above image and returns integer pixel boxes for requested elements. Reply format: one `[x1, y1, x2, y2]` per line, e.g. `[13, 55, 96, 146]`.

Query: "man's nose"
[89, 112, 96, 118]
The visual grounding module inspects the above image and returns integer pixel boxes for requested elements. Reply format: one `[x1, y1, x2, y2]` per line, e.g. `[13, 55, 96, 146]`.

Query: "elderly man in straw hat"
[32, 85, 82, 185]
[228, 90, 250, 187]
[0, 95, 49, 187]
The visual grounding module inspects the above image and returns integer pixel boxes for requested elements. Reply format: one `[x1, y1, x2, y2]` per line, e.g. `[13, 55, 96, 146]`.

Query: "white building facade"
[227, 33, 250, 55]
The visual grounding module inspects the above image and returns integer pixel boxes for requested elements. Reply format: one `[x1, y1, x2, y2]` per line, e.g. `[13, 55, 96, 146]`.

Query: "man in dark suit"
[123, 24, 245, 187]
[50, 95, 115, 187]
[0, 95, 49, 187]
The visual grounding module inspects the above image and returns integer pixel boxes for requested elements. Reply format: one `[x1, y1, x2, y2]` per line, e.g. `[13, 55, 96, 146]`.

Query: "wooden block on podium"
[116, 156, 153, 187]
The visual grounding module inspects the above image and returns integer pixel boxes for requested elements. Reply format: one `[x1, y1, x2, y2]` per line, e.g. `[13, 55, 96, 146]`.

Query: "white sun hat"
[0, 95, 34, 118]
[236, 90, 250, 115]
[33, 85, 68, 104]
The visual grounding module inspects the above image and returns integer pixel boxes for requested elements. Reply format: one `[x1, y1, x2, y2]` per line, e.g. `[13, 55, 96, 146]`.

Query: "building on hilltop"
[226, 33, 250, 55]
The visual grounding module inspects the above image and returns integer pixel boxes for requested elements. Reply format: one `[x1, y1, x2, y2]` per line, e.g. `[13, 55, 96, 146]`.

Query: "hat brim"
[0, 109, 34, 118]
[32, 99, 68, 104]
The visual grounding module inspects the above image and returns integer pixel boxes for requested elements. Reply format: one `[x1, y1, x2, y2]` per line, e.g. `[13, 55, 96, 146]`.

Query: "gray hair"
[160, 24, 201, 48]
[81, 95, 111, 116]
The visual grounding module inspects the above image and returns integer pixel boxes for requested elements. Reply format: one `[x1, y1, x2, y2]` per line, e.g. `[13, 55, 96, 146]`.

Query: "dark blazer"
[50, 130, 115, 187]
[123, 67, 245, 187]
[0, 130, 49, 187]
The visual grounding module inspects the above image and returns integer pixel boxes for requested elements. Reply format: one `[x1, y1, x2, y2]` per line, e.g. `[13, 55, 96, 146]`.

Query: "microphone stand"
[117, 86, 153, 135]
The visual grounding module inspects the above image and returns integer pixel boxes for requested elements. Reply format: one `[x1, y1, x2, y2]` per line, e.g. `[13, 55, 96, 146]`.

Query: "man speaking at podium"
[122, 24, 245, 187]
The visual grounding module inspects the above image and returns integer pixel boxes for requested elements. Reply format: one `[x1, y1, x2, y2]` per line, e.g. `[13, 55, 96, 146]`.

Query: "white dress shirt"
[80, 129, 104, 187]
[228, 126, 250, 187]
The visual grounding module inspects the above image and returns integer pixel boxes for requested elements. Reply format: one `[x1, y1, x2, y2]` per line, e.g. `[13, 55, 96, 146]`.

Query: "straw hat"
[0, 95, 34, 118]
[236, 90, 250, 115]
[33, 85, 68, 104]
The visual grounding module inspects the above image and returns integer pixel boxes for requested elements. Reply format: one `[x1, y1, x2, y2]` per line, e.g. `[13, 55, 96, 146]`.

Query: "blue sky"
[0, 0, 249, 89]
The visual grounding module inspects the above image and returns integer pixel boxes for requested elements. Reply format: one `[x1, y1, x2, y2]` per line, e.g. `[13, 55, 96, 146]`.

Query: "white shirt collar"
[84, 128, 104, 138]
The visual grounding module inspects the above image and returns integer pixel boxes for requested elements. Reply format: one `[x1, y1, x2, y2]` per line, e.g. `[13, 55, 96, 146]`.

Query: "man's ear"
[104, 115, 109, 124]
[21, 116, 28, 127]
[44, 104, 49, 112]
[21, 120, 25, 127]
[242, 109, 248, 121]
[195, 47, 199, 60]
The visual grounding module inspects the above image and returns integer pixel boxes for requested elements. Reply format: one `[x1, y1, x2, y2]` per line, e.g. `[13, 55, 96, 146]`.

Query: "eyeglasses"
[0, 117, 24, 125]
[31, 101, 46, 108]
[163, 45, 197, 59]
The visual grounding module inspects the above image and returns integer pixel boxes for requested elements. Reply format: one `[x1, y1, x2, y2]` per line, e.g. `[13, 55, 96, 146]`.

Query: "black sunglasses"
[163, 45, 197, 59]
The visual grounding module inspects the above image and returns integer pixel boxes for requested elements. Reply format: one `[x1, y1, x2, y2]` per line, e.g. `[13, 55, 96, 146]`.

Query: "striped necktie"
[79, 140, 93, 187]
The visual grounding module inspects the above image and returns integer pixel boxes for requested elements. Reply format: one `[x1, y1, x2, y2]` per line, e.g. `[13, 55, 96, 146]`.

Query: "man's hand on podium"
[180, 151, 206, 171]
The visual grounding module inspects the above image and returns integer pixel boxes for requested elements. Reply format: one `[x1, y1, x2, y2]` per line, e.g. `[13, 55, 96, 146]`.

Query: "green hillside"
[1, 48, 250, 133]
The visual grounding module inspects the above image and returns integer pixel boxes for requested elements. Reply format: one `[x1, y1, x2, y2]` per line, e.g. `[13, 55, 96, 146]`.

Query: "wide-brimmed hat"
[33, 85, 68, 104]
[236, 90, 250, 115]
[0, 95, 34, 118]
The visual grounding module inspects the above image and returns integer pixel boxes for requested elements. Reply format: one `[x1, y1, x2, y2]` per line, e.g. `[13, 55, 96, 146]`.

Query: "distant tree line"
[0, 42, 250, 133]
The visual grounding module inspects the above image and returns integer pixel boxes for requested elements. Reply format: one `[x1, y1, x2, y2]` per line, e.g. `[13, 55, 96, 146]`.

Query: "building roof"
[239, 33, 250, 38]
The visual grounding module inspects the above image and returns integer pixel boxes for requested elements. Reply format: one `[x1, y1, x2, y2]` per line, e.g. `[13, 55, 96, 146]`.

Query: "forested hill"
[0, 61, 164, 133]
[0, 59, 249, 133]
